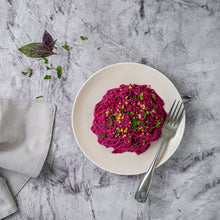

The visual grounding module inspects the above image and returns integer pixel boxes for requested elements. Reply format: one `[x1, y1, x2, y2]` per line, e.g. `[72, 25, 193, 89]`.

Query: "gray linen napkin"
[0, 99, 55, 219]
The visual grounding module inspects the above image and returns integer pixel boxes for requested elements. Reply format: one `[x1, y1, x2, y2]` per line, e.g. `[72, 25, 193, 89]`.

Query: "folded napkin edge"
[31, 104, 56, 177]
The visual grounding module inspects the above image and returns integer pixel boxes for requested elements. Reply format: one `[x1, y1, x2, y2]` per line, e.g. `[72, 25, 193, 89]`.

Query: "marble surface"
[1, 0, 220, 219]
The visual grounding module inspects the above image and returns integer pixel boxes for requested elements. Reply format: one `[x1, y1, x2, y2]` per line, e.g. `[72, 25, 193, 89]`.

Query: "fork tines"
[166, 100, 184, 126]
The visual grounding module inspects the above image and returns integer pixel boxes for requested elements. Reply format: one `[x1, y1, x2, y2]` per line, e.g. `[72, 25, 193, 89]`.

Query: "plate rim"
[72, 62, 185, 175]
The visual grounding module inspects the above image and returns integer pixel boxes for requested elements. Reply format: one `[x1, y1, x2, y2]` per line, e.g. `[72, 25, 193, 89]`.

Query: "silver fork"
[134, 100, 185, 203]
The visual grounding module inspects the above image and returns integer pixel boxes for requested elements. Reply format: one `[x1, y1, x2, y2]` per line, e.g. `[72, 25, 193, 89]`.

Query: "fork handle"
[134, 137, 168, 203]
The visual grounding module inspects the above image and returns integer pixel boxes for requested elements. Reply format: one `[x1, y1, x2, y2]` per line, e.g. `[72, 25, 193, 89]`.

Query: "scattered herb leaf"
[115, 130, 120, 133]
[133, 95, 137, 99]
[22, 71, 28, 75]
[103, 126, 109, 129]
[128, 111, 135, 115]
[97, 47, 101, 50]
[131, 118, 139, 130]
[29, 68, 33, 77]
[43, 30, 54, 50]
[42, 57, 48, 64]
[142, 140, 145, 145]
[100, 133, 105, 138]
[46, 66, 53, 70]
[54, 46, 57, 50]
[36, 96, 43, 99]
[140, 93, 144, 100]
[56, 66, 62, 79]
[178, 209, 181, 212]
[144, 111, 147, 118]
[54, 39, 57, 44]
[62, 41, 68, 50]
[110, 116, 115, 121]
[108, 120, 113, 126]
[44, 75, 51, 79]
[153, 105, 158, 109]
[151, 93, 156, 100]
[80, 36, 88, 40]
[115, 97, 118, 101]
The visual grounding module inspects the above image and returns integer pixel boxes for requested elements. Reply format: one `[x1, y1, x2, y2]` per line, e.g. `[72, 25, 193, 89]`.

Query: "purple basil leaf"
[18, 43, 55, 58]
[43, 30, 54, 50]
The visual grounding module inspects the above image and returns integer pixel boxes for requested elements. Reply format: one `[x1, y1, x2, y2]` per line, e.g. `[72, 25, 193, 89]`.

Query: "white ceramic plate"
[72, 63, 185, 175]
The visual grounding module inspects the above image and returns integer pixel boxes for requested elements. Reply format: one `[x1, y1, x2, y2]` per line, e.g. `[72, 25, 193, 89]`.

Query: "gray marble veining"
[0, 0, 220, 219]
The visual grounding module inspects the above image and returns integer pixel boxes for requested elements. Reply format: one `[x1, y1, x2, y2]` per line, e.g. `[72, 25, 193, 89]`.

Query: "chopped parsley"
[22, 68, 32, 77]
[28, 68, 33, 77]
[140, 93, 144, 100]
[132, 95, 137, 99]
[131, 118, 139, 130]
[36, 96, 43, 99]
[62, 41, 68, 50]
[46, 66, 53, 70]
[97, 47, 101, 50]
[144, 111, 148, 118]
[151, 93, 156, 100]
[127, 111, 135, 115]
[115, 130, 120, 133]
[156, 118, 163, 127]
[103, 126, 109, 129]
[153, 105, 158, 109]
[122, 109, 135, 115]
[178, 209, 181, 212]
[110, 116, 115, 121]
[44, 75, 51, 79]
[142, 140, 145, 145]
[42, 57, 48, 64]
[115, 97, 118, 100]
[80, 36, 88, 40]
[100, 133, 105, 138]
[108, 120, 113, 126]
[53, 39, 57, 50]
[56, 66, 62, 79]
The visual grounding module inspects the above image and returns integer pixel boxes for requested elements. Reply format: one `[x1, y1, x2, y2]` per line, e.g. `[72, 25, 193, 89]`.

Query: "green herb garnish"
[140, 93, 144, 100]
[28, 68, 33, 77]
[46, 66, 53, 70]
[97, 47, 101, 50]
[115, 97, 118, 101]
[132, 95, 137, 99]
[127, 111, 135, 115]
[22, 71, 28, 75]
[56, 66, 62, 79]
[156, 118, 163, 127]
[110, 116, 115, 121]
[44, 75, 51, 79]
[178, 209, 181, 212]
[115, 130, 120, 133]
[151, 93, 156, 100]
[62, 41, 68, 50]
[36, 96, 43, 99]
[131, 118, 139, 130]
[80, 36, 88, 40]
[108, 120, 113, 126]
[142, 140, 145, 145]
[153, 105, 158, 109]
[100, 133, 105, 138]
[42, 57, 48, 64]
[103, 126, 109, 129]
